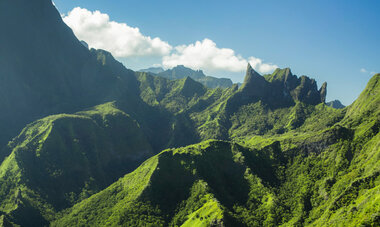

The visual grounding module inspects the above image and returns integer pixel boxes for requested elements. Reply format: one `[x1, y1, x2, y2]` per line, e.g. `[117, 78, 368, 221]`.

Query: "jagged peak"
[265, 67, 296, 84]
[181, 76, 204, 89]
[178, 76, 206, 97]
[242, 63, 263, 86]
[273, 67, 292, 77]
[319, 82, 327, 103]
[173, 65, 204, 74]
[183, 75, 194, 83]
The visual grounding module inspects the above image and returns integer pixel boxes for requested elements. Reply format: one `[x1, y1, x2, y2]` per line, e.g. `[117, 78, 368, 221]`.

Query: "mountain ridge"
[0, 0, 142, 150]
[0, 0, 378, 226]
[142, 65, 234, 89]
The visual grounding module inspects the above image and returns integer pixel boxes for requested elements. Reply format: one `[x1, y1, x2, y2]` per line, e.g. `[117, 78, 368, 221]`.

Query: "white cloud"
[360, 68, 368, 73]
[163, 39, 246, 72]
[63, 7, 172, 58]
[63, 8, 278, 75]
[162, 39, 277, 74]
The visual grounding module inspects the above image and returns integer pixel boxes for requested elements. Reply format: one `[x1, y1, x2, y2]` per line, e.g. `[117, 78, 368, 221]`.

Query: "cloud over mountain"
[63, 8, 277, 74]
[63, 7, 172, 57]
[163, 39, 278, 74]
[162, 39, 247, 72]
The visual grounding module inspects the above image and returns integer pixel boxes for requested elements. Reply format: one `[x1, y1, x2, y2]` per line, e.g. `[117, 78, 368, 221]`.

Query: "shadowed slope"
[0, 102, 154, 226]
[0, 0, 140, 150]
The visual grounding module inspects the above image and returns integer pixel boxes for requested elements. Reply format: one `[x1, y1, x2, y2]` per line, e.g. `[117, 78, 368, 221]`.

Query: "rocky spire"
[240, 64, 270, 99]
[242, 63, 262, 86]
[319, 82, 327, 103]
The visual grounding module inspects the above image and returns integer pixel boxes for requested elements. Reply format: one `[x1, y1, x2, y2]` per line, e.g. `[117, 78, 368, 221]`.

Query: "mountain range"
[140, 65, 234, 89]
[0, 0, 378, 226]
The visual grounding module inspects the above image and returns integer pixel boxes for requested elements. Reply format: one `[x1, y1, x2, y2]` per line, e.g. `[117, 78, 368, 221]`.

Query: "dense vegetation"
[53, 74, 380, 226]
[0, 0, 378, 226]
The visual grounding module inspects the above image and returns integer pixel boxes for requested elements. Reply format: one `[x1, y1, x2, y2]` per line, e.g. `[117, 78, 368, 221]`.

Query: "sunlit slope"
[54, 140, 283, 226]
[55, 73, 380, 226]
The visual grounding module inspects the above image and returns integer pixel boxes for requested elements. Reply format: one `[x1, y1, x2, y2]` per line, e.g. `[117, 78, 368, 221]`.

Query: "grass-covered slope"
[137, 65, 339, 143]
[54, 73, 380, 227]
[137, 72, 207, 113]
[54, 127, 378, 226]
[0, 0, 377, 226]
[54, 140, 283, 226]
[0, 102, 154, 226]
[182, 65, 334, 141]
[0, 58, 372, 226]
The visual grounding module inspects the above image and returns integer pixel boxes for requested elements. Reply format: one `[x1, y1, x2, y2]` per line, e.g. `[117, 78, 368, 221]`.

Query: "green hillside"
[0, 0, 142, 154]
[0, 0, 378, 226]
[0, 103, 154, 226]
[54, 74, 380, 226]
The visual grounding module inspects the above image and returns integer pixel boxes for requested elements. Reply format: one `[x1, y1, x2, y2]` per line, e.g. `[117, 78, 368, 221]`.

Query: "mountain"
[0, 0, 379, 226]
[54, 74, 380, 226]
[139, 67, 165, 74]
[54, 140, 280, 226]
[187, 65, 331, 140]
[149, 65, 234, 89]
[0, 0, 143, 151]
[326, 100, 345, 109]
[245, 66, 327, 106]
[0, 102, 156, 226]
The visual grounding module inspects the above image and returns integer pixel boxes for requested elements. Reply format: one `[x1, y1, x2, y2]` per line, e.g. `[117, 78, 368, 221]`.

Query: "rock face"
[326, 100, 345, 109]
[319, 82, 327, 103]
[150, 65, 234, 89]
[239, 64, 327, 107]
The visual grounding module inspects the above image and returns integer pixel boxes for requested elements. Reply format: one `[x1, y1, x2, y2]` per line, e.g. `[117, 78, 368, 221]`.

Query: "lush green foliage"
[0, 0, 379, 225]
[2, 69, 378, 226]
[0, 102, 154, 226]
[52, 74, 380, 226]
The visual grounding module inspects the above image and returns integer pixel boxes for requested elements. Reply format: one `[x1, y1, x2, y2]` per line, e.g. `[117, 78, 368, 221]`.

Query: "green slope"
[0, 0, 378, 225]
[0, 102, 154, 226]
[54, 73, 380, 226]
[0, 0, 143, 153]
[53, 140, 280, 226]
[137, 66, 336, 143]
[0, 54, 375, 227]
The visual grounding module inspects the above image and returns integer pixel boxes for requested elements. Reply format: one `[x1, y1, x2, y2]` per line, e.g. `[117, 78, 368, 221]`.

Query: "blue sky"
[54, 0, 380, 105]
